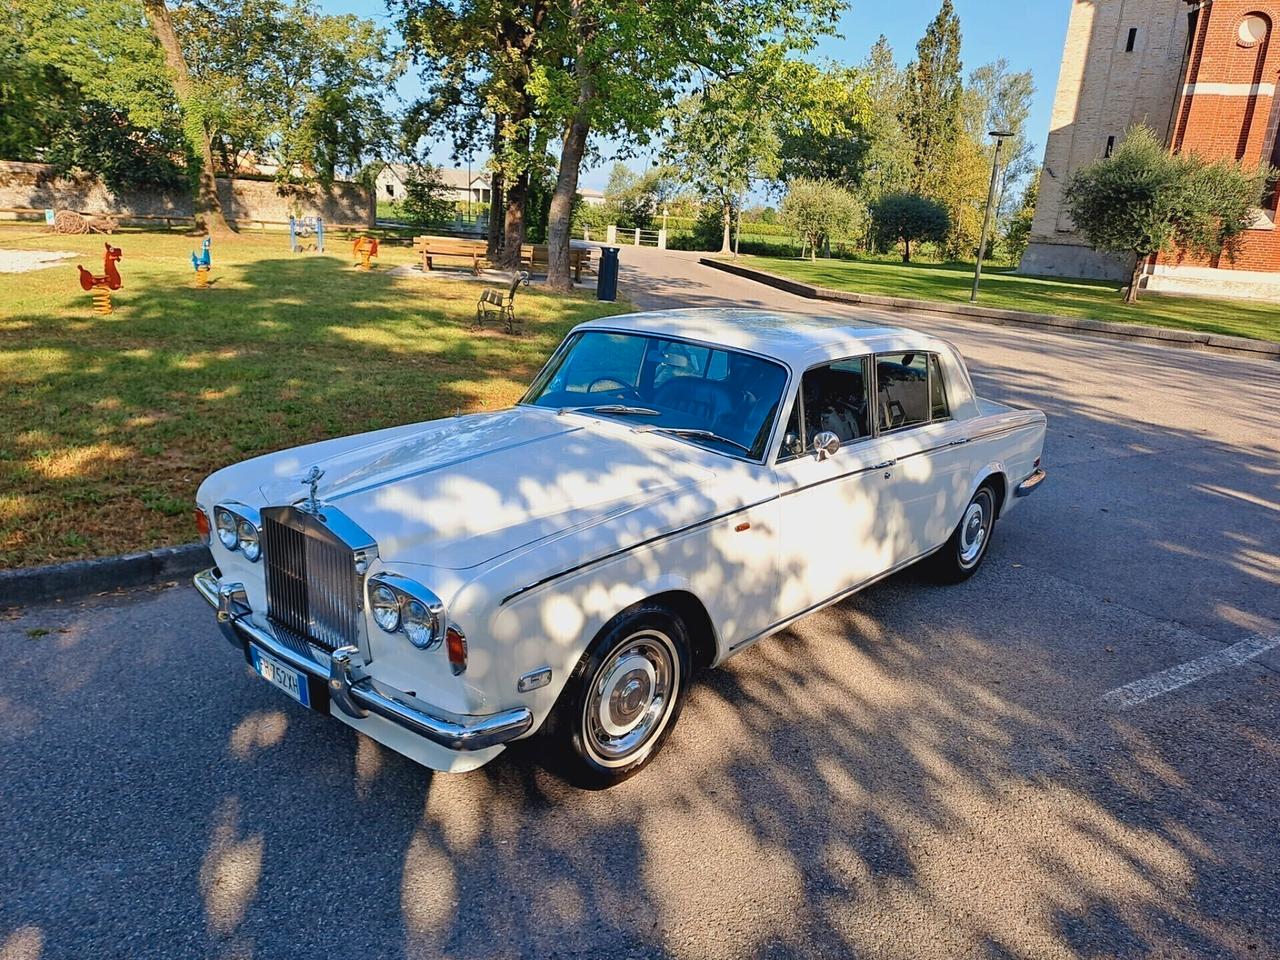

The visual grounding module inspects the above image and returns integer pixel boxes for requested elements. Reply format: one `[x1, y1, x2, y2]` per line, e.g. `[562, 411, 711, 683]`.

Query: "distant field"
[741, 256, 1280, 343]
[0, 225, 625, 567]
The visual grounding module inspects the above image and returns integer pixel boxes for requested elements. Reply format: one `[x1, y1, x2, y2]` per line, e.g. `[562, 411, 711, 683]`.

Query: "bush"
[399, 166, 455, 226]
[780, 178, 865, 260]
[870, 193, 951, 262]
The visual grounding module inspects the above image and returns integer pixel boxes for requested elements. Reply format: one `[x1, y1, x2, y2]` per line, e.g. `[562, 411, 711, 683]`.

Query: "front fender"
[489, 571, 701, 737]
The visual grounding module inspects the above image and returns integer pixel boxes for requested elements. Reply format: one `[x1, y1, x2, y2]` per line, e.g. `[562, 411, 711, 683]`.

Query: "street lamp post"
[970, 130, 1013, 302]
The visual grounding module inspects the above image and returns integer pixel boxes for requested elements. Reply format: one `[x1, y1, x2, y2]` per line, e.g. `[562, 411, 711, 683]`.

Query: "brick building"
[1021, 0, 1280, 299]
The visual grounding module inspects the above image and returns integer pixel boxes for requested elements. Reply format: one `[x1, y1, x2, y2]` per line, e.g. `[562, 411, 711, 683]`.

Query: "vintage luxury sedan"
[194, 308, 1046, 786]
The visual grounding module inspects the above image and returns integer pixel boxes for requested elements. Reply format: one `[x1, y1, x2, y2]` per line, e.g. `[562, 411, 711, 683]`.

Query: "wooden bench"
[414, 236, 488, 275]
[519, 244, 593, 282]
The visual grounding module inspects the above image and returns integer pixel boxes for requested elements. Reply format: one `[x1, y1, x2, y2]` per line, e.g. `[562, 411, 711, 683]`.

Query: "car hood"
[255, 407, 714, 569]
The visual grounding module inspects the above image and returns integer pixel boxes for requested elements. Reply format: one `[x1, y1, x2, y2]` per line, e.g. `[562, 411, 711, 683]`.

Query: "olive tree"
[1064, 125, 1270, 302]
[780, 177, 864, 260]
[870, 192, 949, 262]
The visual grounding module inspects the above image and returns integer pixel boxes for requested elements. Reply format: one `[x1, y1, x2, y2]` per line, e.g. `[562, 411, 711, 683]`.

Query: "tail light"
[446, 626, 467, 676]
[194, 507, 211, 545]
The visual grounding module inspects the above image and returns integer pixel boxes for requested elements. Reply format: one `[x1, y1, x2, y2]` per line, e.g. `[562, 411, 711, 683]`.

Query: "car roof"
[573, 307, 953, 368]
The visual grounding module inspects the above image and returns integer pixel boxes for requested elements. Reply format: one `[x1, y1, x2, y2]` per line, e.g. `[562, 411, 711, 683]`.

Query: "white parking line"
[1100, 635, 1280, 709]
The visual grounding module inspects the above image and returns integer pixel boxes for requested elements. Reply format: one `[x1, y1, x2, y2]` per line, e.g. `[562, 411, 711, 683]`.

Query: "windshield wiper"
[558, 404, 660, 417]
[636, 425, 753, 454]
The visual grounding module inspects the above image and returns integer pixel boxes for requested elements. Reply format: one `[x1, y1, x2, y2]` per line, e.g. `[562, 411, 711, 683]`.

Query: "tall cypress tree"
[902, 0, 963, 197]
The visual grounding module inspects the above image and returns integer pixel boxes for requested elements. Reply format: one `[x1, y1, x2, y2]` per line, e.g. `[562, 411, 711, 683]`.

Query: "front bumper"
[1015, 467, 1047, 498]
[194, 567, 532, 752]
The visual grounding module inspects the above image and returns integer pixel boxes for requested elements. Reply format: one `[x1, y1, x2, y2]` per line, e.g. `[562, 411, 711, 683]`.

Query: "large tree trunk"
[141, 0, 232, 236]
[496, 168, 529, 270]
[486, 115, 505, 259]
[546, 38, 595, 293]
[1125, 258, 1143, 303]
[546, 114, 590, 292]
[903, 237, 911, 262]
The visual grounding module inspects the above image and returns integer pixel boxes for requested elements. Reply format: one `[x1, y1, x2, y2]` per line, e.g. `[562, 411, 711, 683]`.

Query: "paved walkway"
[2, 246, 1278, 959]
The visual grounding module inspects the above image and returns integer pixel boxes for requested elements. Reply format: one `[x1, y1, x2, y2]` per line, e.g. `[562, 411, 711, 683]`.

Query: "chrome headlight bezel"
[213, 502, 263, 562]
[367, 573, 445, 650]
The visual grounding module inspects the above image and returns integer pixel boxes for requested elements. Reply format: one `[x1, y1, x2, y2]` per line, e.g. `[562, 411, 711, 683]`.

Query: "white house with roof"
[375, 164, 492, 204]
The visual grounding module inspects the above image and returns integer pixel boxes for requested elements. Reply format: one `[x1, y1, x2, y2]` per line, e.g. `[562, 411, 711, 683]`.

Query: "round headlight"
[237, 518, 261, 562]
[401, 599, 437, 649]
[215, 508, 239, 550]
[371, 585, 400, 633]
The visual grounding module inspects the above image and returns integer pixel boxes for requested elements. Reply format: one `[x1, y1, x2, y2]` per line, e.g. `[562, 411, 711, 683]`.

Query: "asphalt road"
[3, 249, 1279, 959]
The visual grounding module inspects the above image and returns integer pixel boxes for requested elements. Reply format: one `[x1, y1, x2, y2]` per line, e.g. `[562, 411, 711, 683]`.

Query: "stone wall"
[0, 160, 373, 227]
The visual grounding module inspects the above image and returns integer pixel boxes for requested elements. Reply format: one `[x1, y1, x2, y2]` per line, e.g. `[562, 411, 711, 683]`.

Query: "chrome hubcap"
[958, 494, 991, 566]
[584, 631, 677, 767]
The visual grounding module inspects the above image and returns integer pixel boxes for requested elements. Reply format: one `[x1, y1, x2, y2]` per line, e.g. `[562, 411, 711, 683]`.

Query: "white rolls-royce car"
[194, 308, 1046, 786]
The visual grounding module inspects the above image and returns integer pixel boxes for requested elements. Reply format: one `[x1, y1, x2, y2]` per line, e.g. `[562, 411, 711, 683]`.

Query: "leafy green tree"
[664, 76, 782, 254]
[1064, 125, 1271, 302]
[394, 0, 552, 266]
[176, 0, 397, 185]
[1003, 168, 1039, 265]
[853, 36, 913, 212]
[964, 58, 1036, 220]
[537, 0, 843, 290]
[871, 192, 950, 262]
[780, 177, 865, 260]
[397, 166, 455, 226]
[775, 62, 873, 185]
[902, 0, 963, 198]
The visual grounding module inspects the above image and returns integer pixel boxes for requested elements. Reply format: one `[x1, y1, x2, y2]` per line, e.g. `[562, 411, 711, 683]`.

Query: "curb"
[699, 258, 1280, 362]
[1, 543, 211, 608]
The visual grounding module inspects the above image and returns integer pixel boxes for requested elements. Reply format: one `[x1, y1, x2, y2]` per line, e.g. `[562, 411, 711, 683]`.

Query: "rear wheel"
[544, 604, 690, 788]
[931, 483, 998, 583]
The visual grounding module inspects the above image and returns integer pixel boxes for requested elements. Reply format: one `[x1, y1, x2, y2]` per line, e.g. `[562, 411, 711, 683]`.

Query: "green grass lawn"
[741, 255, 1280, 343]
[0, 225, 625, 568]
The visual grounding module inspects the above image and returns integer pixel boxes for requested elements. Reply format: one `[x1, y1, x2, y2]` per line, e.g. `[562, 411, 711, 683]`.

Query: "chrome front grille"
[262, 505, 363, 652]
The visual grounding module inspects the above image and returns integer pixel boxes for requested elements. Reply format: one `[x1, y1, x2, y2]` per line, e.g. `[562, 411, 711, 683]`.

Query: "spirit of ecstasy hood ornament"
[301, 465, 324, 513]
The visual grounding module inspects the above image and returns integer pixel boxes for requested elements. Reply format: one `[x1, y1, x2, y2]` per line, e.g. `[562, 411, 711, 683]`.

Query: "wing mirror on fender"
[812, 431, 840, 461]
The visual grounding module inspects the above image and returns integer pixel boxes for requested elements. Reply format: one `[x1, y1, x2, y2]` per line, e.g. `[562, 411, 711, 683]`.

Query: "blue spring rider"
[191, 237, 212, 287]
[289, 215, 325, 253]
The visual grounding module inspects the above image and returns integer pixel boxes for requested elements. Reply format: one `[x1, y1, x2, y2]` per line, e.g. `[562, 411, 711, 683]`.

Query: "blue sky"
[318, 0, 1071, 189]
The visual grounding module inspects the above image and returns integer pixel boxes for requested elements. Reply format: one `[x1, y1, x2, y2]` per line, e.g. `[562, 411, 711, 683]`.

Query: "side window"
[929, 354, 950, 420]
[875, 353, 930, 431]
[801, 357, 870, 445]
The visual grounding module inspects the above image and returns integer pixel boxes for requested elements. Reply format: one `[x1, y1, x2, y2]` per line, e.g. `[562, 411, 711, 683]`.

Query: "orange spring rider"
[77, 242, 123, 315]
[353, 235, 378, 270]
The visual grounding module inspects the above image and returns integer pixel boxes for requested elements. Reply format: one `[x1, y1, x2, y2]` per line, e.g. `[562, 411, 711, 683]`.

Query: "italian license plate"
[250, 645, 311, 708]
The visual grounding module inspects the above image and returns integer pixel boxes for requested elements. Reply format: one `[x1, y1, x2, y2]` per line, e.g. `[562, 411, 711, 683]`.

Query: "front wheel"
[544, 604, 690, 788]
[931, 484, 998, 583]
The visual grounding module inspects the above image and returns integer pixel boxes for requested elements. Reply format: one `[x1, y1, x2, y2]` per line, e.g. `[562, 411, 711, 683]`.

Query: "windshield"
[522, 331, 789, 459]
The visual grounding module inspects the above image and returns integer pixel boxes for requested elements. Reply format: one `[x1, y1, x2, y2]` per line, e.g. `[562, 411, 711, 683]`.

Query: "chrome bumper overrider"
[194, 568, 532, 752]
[1015, 467, 1047, 498]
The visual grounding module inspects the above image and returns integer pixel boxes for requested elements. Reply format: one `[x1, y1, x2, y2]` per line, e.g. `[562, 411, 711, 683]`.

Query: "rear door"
[873, 351, 974, 560]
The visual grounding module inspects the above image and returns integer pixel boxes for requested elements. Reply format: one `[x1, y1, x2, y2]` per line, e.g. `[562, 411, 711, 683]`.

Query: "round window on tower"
[1238, 13, 1269, 47]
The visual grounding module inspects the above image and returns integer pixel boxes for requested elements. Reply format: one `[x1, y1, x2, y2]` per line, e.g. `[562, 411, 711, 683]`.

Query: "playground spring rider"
[77, 243, 123, 315]
[289, 215, 325, 254]
[191, 237, 212, 287]
[353, 235, 379, 270]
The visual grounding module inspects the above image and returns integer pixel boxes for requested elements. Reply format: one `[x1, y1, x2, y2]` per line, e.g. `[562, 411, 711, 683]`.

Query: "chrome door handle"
[872, 459, 897, 470]
[948, 438, 971, 446]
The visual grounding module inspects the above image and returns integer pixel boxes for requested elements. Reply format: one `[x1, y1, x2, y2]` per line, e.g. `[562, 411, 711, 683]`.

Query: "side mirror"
[812, 430, 840, 461]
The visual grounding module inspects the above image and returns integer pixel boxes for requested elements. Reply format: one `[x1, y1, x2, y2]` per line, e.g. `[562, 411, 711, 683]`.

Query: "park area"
[0, 225, 624, 569]
[738, 254, 1280, 344]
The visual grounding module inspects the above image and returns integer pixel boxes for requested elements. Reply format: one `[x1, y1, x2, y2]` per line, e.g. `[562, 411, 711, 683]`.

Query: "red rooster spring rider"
[78, 243, 123, 315]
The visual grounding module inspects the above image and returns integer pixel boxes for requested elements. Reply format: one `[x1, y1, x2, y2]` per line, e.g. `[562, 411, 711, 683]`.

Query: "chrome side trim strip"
[727, 544, 944, 654]
[195, 568, 533, 752]
[498, 496, 779, 606]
